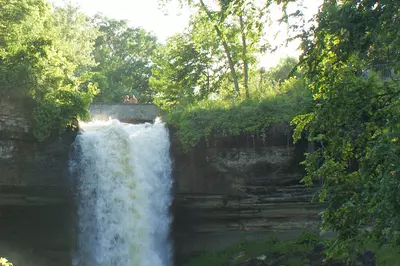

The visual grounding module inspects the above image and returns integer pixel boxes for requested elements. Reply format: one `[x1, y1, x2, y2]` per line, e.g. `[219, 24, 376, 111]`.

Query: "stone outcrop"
[0, 96, 74, 266]
[171, 125, 323, 264]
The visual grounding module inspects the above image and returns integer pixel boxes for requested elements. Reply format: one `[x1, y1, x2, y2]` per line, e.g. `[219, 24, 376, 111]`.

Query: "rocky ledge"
[0, 97, 75, 266]
[171, 125, 323, 264]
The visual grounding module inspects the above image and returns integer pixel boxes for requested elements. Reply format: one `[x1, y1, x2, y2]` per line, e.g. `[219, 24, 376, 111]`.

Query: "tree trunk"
[199, 0, 241, 94]
[239, 14, 249, 98]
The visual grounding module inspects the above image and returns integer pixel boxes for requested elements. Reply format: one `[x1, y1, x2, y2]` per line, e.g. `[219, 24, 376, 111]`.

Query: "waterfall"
[69, 118, 173, 266]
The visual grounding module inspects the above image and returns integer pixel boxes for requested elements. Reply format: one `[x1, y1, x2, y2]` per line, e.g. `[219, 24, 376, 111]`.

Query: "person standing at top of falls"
[131, 94, 139, 104]
[123, 95, 130, 104]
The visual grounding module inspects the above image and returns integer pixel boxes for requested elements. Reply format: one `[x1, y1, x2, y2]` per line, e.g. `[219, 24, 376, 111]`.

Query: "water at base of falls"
[69, 118, 173, 266]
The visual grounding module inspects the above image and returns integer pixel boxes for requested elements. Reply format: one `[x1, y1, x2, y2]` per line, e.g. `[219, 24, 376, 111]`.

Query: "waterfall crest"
[70, 118, 172, 266]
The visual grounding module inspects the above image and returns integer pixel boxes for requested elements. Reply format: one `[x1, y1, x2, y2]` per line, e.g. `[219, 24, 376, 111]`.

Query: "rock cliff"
[171, 125, 322, 264]
[0, 96, 74, 266]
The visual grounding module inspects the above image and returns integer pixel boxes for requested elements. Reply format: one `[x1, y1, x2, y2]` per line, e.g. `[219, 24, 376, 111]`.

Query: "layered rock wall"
[171, 125, 322, 263]
[0, 97, 74, 266]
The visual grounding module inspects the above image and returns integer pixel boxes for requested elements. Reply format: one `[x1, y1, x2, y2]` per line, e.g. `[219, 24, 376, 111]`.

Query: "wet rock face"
[0, 97, 75, 266]
[171, 125, 323, 264]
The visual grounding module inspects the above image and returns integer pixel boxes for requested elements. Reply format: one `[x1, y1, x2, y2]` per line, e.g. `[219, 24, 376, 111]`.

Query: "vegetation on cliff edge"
[292, 0, 400, 258]
[167, 69, 312, 149]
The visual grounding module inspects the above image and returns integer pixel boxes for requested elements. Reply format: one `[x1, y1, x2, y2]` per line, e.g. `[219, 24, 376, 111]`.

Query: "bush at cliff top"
[33, 82, 98, 141]
[167, 77, 313, 149]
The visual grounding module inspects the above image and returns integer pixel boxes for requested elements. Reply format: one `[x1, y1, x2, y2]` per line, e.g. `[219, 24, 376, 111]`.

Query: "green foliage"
[0, 0, 99, 141]
[0, 0, 50, 96]
[168, 75, 312, 149]
[183, 231, 400, 266]
[249, 56, 303, 98]
[33, 82, 98, 140]
[373, 244, 400, 266]
[264, 56, 299, 84]
[157, 0, 296, 98]
[182, 233, 321, 266]
[149, 33, 210, 110]
[149, 10, 240, 109]
[51, 4, 98, 73]
[161, 55, 312, 149]
[294, 230, 321, 245]
[292, 0, 400, 258]
[92, 16, 159, 103]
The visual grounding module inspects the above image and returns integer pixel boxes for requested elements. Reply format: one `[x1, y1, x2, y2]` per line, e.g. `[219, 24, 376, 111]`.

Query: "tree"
[197, 0, 241, 94]
[227, 0, 266, 97]
[265, 56, 299, 85]
[91, 16, 159, 103]
[51, 3, 98, 75]
[292, 0, 400, 257]
[0, 0, 99, 140]
[159, 0, 279, 98]
[0, 0, 50, 96]
[149, 33, 210, 110]
[150, 8, 255, 109]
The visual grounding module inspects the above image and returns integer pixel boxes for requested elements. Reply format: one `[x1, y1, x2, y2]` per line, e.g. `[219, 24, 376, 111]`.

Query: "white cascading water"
[69, 118, 173, 266]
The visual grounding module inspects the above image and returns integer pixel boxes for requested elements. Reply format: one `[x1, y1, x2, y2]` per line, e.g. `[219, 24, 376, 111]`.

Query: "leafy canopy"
[149, 33, 210, 110]
[92, 16, 159, 103]
[157, 0, 295, 98]
[0, 0, 99, 140]
[168, 58, 312, 149]
[292, 0, 400, 257]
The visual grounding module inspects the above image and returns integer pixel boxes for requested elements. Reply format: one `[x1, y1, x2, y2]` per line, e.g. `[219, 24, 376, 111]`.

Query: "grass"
[182, 230, 400, 266]
[182, 232, 319, 266]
